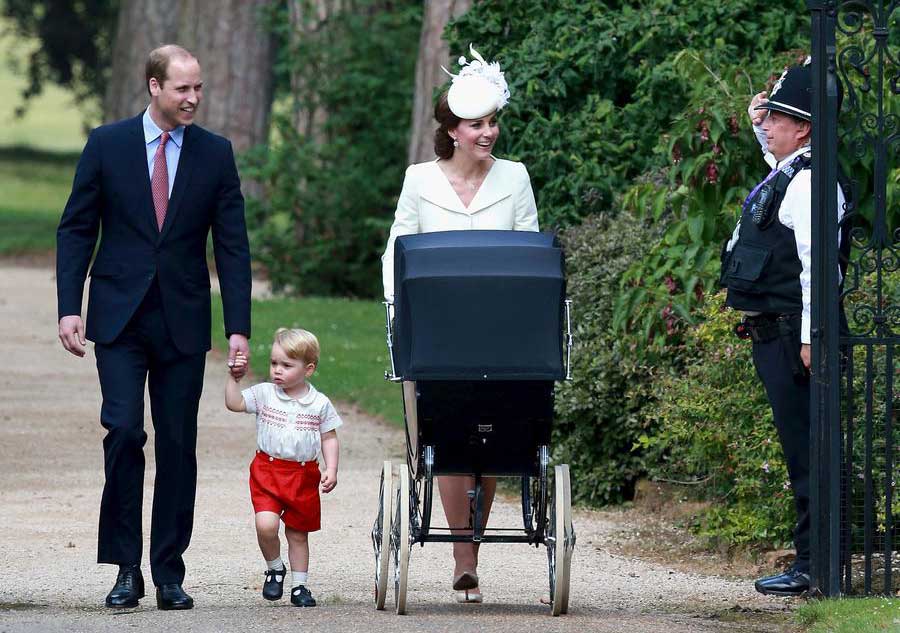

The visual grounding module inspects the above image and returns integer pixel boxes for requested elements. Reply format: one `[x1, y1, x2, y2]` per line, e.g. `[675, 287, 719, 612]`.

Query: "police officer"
[720, 62, 846, 596]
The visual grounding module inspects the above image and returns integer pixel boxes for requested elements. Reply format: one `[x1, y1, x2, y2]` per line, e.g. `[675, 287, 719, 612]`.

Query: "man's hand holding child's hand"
[229, 351, 248, 381]
[321, 468, 338, 493]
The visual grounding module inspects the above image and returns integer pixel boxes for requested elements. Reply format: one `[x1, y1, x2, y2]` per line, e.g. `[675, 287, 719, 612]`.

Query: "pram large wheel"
[392, 464, 411, 614]
[547, 464, 574, 616]
[372, 460, 393, 610]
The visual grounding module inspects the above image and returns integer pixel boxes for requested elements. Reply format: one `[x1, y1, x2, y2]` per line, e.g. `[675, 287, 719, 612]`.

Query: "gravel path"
[0, 265, 793, 632]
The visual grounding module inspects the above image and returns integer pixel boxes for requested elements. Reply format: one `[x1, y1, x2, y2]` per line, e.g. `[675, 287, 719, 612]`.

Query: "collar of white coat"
[419, 158, 512, 215]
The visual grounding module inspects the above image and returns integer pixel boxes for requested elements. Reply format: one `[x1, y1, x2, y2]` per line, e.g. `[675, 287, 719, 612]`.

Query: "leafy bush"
[554, 211, 671, 505]
[640, 290, 794, 546]
[446, 0, 809, 230]
[642, 269, 898, 547]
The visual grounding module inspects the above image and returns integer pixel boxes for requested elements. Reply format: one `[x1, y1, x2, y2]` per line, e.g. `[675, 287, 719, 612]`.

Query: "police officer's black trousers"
[751, 333, 810, 573]
[93, 281, 206, 586]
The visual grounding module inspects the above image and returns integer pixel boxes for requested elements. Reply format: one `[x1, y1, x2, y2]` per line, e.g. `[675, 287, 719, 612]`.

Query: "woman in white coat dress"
[381, 46, 539, 603]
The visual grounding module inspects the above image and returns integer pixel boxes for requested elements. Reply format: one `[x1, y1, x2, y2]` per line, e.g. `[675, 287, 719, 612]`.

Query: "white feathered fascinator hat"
[441, 44, 510, 119]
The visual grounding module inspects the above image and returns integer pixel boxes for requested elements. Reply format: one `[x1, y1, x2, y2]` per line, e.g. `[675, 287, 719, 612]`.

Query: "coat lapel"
[419, 160, 511, 215]
[126, 116, 160, 239]
[419, 162, 469, 215]
[466, 160, 510, 213]
[157, 124, 197, 244]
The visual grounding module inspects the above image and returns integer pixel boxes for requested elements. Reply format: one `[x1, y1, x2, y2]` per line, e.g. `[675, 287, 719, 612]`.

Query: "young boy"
[225, 328, 341, 607]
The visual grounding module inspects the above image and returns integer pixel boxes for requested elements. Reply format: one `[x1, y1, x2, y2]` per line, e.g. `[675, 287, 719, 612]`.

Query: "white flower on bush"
[783, 480, 791, 490]
[761, 461, 770, 473]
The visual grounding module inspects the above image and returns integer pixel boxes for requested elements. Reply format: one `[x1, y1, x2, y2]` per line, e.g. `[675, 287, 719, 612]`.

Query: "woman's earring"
[453, 139, 460, 148]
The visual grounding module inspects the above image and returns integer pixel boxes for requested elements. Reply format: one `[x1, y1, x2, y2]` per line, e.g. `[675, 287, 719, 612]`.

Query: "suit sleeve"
[211, 140, 252, 339]
[381, 165, 420, 302]
[56, 131, 102, 320]
[513, 162, 540, 232]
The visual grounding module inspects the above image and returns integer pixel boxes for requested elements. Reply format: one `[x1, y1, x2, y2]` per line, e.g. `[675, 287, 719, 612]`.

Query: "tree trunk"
[287, 0, 340, 142]
[406, 0, 471, 165]
[103, 0, 273, 157]
[102, 0, 181, 122]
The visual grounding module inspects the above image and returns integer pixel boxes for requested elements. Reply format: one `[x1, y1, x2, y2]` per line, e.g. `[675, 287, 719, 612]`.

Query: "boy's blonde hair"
[273, 327, 320, 366]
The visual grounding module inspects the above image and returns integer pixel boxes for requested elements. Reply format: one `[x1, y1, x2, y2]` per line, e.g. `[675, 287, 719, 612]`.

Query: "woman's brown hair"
[433, 91, 461, 160]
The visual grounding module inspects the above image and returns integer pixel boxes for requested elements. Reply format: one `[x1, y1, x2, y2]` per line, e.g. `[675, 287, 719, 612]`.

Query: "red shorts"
[249, 451, 321, 532]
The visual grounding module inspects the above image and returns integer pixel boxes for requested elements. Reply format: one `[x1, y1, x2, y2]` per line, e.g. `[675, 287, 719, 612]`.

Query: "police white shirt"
[726, 125, 846, 344]
[241, 382, 343, 462]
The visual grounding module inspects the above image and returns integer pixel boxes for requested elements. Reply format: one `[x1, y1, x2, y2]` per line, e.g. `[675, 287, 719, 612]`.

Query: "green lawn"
[212, 294, 403, 424]
[0, 148, 77, 254]
[0, 23, 87, 254]
[797, 597, 900, 632]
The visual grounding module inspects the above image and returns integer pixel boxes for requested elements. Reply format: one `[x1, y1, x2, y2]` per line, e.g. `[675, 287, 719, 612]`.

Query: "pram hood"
[392, 230, 566, 380]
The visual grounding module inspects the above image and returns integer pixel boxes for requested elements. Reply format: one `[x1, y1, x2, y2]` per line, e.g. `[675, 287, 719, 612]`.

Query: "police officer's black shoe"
[290, 585, 317, 607]
[262, 566, 286, 600]
[105, 564, 145, 608]
[754, 568, 811, 596]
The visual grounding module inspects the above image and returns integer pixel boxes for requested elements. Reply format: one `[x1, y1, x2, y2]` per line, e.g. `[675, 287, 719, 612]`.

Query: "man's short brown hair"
[145, 44, 197, 95]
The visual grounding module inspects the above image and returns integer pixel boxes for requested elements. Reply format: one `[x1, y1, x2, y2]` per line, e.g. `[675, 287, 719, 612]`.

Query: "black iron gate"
[809, 0, 899, 597]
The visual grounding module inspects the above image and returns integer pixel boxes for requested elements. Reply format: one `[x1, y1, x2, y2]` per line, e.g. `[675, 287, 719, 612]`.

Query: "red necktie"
[151, 131, 170, 231]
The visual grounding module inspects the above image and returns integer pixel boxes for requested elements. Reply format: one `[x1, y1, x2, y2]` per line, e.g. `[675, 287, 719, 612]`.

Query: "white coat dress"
[381, 158, 539, 301]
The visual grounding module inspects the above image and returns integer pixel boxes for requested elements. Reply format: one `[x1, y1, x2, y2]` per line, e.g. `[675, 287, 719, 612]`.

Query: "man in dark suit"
[56, 44, 251, 610]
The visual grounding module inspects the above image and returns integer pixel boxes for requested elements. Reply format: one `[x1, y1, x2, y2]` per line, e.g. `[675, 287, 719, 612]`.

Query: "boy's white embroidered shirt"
[241, 382, 343, 462]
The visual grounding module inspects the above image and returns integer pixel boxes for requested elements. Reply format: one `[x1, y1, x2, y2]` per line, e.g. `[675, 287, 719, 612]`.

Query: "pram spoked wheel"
[372, 460, 393, 610]
[547, 464, 575, 615]
[391, 464, 411, 614]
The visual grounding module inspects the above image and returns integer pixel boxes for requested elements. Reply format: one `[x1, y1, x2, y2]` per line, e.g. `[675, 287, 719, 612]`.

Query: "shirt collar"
[273, 382, 317, 405]
[143, 108, 184, 148]
[776, 144, 810, 169]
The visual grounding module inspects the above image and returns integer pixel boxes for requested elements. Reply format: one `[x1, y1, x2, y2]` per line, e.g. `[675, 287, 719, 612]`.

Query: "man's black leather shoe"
[105, 565, 145, 608]
[156, 584, 194, 610]
[754, 568, 811, 596]
[262, 567, 286, 601]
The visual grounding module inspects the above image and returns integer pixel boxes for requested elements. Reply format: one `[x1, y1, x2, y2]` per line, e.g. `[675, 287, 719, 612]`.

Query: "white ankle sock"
[266, 557, 285, 571]
[292, 571, 308, 587]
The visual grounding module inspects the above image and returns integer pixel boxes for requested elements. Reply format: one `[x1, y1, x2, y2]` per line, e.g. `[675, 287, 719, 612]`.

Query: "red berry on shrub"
[664, 276, 677, 293]
[706, 161, 719, 184]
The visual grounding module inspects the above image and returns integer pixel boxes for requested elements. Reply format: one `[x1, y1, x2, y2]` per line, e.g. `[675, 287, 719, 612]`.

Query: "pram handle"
[565, 299, 574, 380]
[383, 301, 402, 382]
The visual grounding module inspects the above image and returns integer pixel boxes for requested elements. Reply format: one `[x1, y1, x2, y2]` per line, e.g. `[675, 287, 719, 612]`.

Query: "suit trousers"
[751, 332, 810, 573]
[93, 281, 206, 586]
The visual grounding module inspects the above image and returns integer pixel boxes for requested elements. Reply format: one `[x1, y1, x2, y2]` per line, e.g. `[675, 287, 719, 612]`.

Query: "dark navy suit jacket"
[56, 114, 251, 354]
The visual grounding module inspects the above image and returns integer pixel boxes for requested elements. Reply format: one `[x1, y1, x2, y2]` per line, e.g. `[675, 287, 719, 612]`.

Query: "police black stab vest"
[720, 154, 811, 315]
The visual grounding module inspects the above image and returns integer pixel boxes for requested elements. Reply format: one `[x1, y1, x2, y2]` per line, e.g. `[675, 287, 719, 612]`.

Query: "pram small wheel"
[392, 464, 411, 614]
[547, 464, 574, 616]
[372, 460, 393, 610]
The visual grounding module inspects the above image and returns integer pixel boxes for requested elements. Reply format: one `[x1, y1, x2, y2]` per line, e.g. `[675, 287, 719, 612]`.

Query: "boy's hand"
[229, 351, 248, 380]
[749, 91, 768, 126]
[321, 468, 338, 493]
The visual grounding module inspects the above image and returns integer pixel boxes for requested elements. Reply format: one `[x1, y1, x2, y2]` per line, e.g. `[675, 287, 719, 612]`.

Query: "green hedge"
[641, 270, 899, 546]
[554, 211, 670, 505]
